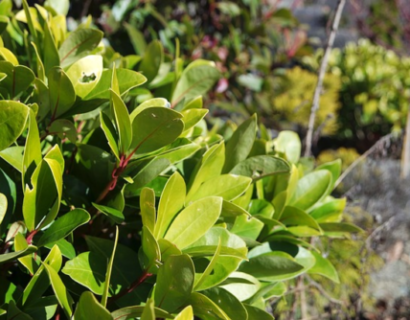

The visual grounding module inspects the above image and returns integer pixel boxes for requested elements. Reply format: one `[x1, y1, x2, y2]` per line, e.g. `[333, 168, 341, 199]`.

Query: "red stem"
[26, 229, 38, 245]
[108, 271, 152, 305]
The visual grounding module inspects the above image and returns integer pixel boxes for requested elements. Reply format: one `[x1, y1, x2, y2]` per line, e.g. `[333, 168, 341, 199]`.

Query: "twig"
[304, 0, 346, 157]
[401, 106, 410, 178]
[305, 276, 345, 306]
[365, 216, 397, 250]
[335, 132, 398, 187]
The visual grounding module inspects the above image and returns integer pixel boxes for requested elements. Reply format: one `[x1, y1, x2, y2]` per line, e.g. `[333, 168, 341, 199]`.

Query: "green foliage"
[0, 2, 356, 319]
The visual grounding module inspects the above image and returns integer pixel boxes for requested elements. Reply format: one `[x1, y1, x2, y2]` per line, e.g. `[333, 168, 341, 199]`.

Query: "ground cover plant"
[0, 1, 359, 319]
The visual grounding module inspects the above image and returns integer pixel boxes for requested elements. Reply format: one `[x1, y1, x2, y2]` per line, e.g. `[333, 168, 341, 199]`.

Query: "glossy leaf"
[139, 40, 163, 83]
[187, 292, 229, 320]
[74, 291, 113, 320]
[43, 263, 73, 318]
[273, 131, 301, 164]
[244, 305, 274, 320]
[239, 251, 304, 280]
[100, 111, 120, 160]
[0, 245, 37, 263]
[280, 206, 322, 236]
[154, 171, 186, 238]
[101, 227, 119, 307]
[290, 170, 332, 211]
[172, 62, 221, 107]
[174, 306, 194, 320]
[59, 28, 103, 67]
[154, 254, 194, 312]
[140, 188, 156, 233]
[0, 62, 35, 98]
[223, 114, 257, 173]
[187, 174, 252, 203]
[0, 193, 6, 225]
[48, 67, 76, 118]
[165, 197, 222, 249]
[130, 107, 184, 155]
[140, 226, 161, 273]
[0, 101, 29, 152]
[37, 209, 90, 247]
[230, 155, 290, 180]
[14, 233, 36, 274]
[111, 306, 173, 320]
[308, 251, 339, 283]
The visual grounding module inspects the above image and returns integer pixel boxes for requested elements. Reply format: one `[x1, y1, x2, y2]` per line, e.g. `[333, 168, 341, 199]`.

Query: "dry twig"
[304, 0, 346, 156]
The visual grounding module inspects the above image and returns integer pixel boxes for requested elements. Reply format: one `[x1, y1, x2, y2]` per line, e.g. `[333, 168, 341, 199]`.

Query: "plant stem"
[304, 0, 346, 157]
[108, 270, 153, 305]
[26, 229, 38, 244]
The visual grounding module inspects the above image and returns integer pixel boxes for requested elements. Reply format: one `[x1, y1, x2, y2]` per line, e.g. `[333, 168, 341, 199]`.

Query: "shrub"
[0, 1, 358, 319]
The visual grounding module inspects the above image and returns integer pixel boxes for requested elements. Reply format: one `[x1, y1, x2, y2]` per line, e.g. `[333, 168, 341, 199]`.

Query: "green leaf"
[22, 0, 38, 45]
[124, 158, 171, 195]
[45, 0, 69, 15]
[130, 107, 184, 155]
[124, 22, 146, 55]
[85, 68, 147, 100]
[48, 119, 78, 142]
[181, 109, 208, 132]
[16, 109, 40, 187]
[308, 251, 339, 283]
[230, 155, 290, 180]
[59, 28, 103, 67]
[48, 67, 76, 118]
[221, 200, 251, 218]
[184, 227, 247, 259]
[0, 192, 6, 225]
[43, 263, 73, 318]
[101, 226, 119, 307]
[187, 292, 229, 320]
[316, 159, 342, 188]
[172, 61, 220, 107]
[0, 101, 29, 152]
[141, 298, 155, 320]
[140, 226, 161, 273]
[110, 88, 132, 155]
[154, 254, 194, 313]
[37, 209, 90, 247]
[66, 55, 103, 99]
[174, 306, 194, 320]
[193, 238, 223, 291]
[280, 206, 322, 237]
[165, 196, 222, 249]
[61, 252, 105, 294]
[21, 245, 62, 306]
[319, 222, 363, 235]
[310, 198, 346, 222]
[74, 291, 113, 320]
[243, 305, 274, 320]
[187, 142, 225, 197]
[239, 251, 304, 280]
[203, 287, 248, 320]
[139, 40, 163, 83]
[0, 61, 35, 99]
[7, 300, 33, 320]
[43, 21, 60, 75]
[0, 245, 37, 264]
[154, 171, 186, 238]
[14, 233, 36, 274]
[129, 98, 171, 123]
[290, 170, 332, 211]
[92, 203, 125, 224]
[0, 146, 24, 172]
[111, 306, 173, 320]
[140, 188, 156, 233]
[23, 161, 58, 231]
[63, 237, 141, 296]
[223, 114, 257, 173]
[273, 131, 301, 164]
[44, 238, 76, 260]
[188, 174, 252, 203]
[230, 215, 264, 240]
[100, 111, 120, 160]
